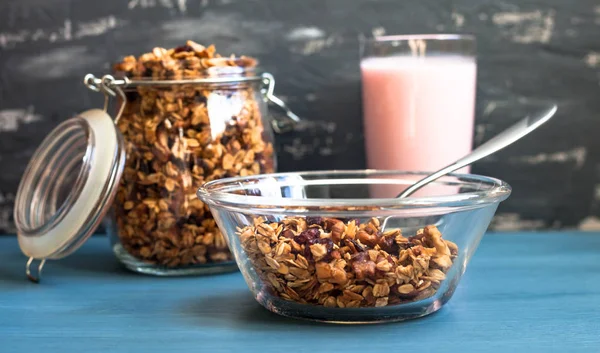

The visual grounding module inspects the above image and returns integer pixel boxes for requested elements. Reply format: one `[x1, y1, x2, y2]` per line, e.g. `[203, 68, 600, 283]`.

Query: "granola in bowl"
[197, 170, 511, 322]
[238, 216, 457, 308]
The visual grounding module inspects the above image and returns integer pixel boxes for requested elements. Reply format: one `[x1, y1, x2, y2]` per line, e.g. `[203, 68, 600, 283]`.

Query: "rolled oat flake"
[14, 56, 298, 283]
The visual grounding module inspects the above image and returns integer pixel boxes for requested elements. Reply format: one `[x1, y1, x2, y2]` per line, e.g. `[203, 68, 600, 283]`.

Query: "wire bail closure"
[84, 74, 127, 123]
[26, 257, 46, 283]
[260, 73, 300, 133]
[83, 73, 300, 132]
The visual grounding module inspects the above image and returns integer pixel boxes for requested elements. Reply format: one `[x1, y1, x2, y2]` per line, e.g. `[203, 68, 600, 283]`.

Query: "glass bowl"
[197, 170, 511, 324]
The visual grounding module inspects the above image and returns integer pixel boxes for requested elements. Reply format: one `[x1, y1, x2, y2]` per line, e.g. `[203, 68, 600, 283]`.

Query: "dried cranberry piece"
[172, 157, 187, 170]
[378, 235, 398, 254]
[188, 214, 203, 226]
[319, 238, 334, 253]
[140, 161, 151, 174]
[220, 135, 231, 145]
[293, 228, 320, 244]
[174, 45, 194, 53]
[330, 289, 342, 297]
[306, 216, 323, 226]
[350, 239, 365, 252]
[196, 94, 207, 105]
[303, 245, 313, 261]
[351, 252, 369, 262]
[302, 236, 334, 262]
[398, 242, 415, 250]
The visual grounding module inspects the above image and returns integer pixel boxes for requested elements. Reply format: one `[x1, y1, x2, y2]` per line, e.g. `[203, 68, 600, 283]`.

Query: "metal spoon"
[379, 103, 557, 230]
[395, 103, 557, 199]
[396, 104, 557, 199]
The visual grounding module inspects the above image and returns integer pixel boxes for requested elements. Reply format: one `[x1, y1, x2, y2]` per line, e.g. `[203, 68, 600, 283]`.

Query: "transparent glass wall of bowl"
[198, 171, 510, 323]
[107, 77, 277, 276]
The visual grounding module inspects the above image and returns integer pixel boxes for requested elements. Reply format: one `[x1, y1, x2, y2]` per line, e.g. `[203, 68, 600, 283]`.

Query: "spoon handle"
[396, 104, 558, 199]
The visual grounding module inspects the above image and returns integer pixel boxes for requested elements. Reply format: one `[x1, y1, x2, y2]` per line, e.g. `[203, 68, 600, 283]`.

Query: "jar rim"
[114, 56, 262, 82]
[113, 74, 265, 87]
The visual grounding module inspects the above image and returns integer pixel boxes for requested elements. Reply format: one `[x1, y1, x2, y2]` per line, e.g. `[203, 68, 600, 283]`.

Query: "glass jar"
[108, 65, 278, 275]
[13, 52, 299, 281]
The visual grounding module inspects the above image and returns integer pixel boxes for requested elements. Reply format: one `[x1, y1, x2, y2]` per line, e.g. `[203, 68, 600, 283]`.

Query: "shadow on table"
[0, 257, 29, 285]
[0, 253, 136, 286]
[179, 290, 323, 329]
[179, 290, 447, 330]
[53, 253, 133, 277]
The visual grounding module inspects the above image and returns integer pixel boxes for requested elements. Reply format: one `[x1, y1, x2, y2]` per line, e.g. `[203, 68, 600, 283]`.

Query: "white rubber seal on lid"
[17, 109, 121, 259]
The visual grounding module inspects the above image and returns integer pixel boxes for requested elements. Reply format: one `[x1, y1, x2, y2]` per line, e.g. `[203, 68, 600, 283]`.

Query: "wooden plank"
[1, 233, 599, 352]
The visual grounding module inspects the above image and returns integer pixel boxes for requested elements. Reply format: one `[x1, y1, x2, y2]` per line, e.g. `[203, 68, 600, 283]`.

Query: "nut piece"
[112, 41, 273, 268]
[238, 216, 458, 308]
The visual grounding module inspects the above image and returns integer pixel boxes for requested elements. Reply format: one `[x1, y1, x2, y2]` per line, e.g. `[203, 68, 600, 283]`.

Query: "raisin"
[378, 235, 398, 254]
[172, 157, 187, 170]
[318, 238, 334, 254]
[303, 245, 313, 261]
[176, 218, 187, 228]
[330, 289, 342, 297]
[188, 214, 203, 226]
[220, 134, 231, 145]
[343, 238, 365, 253]
[174, 45, 194, 53]
[140, 161, 150, 174]
[293, 228, 320, 245]
[306, 216, 323, 226]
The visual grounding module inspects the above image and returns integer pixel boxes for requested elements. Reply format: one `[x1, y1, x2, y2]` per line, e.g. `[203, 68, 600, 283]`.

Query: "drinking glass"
[360, 34, 477, 198]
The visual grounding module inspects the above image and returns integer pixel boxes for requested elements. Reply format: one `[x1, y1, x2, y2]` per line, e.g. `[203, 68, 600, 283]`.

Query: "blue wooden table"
[1, 232, 600, 352]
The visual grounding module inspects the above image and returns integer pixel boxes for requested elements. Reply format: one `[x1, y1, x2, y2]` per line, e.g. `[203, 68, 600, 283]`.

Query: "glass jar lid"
[14, 109, 125, 282]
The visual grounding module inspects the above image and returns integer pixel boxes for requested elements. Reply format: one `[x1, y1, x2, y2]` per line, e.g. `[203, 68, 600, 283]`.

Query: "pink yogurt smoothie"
[361, 55, 477, 198]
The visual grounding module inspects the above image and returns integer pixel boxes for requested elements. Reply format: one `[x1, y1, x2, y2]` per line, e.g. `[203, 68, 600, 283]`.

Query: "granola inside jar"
[107, 41, 277, 275]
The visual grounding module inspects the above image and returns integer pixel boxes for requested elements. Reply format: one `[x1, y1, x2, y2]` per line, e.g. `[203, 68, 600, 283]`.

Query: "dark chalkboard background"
[1, 0, 599, 233]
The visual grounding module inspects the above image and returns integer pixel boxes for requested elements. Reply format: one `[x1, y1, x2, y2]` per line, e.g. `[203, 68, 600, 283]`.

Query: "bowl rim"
[197, 170, 512, 212]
